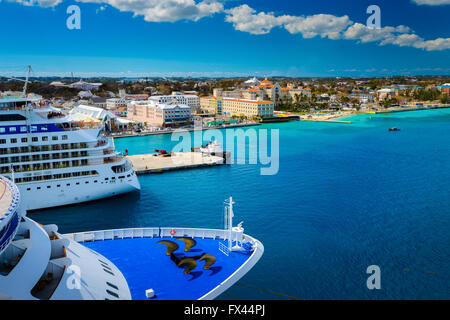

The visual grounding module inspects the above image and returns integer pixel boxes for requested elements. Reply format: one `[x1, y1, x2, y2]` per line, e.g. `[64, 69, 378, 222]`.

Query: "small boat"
[200, 141, 223, 154]
[389, 127, 401, 132]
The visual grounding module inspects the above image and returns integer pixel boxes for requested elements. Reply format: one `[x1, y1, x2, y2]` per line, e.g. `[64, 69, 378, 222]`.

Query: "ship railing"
[0, 151, 120, 168]
[67, 227, 258, 248]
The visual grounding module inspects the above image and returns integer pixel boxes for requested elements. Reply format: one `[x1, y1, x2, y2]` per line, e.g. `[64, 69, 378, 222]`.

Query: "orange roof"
[304, 87, 311, 90]
[246, 88, 263, 92]
[200, 96, 219, 99]
[261, 77, 272, 84]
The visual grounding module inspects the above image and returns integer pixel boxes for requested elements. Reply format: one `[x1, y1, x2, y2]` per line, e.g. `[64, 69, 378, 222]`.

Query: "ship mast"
[0, 65, 32, 98]
[22, 65, 32, 98]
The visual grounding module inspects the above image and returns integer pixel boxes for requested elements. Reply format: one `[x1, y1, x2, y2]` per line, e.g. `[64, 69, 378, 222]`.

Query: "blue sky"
[0, 0, 449, 77]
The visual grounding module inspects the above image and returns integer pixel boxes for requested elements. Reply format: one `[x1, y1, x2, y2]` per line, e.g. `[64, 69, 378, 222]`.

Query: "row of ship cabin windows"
[15, 172, 131, 185]
[0, 151, 88, 163]
[1, 159, 90, 173]
[0, 135, 69, 144]
[11, 170, 97, 183]
[0, 143, 90, 154]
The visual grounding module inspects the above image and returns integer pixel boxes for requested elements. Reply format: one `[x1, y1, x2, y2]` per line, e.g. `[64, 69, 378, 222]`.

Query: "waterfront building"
[200, 96, 223, 115]
[437, 84, 450, 95]
[349, 92, 375, 104]
[377, 88, 395, 101]
[222, 98, 274, 118]
[128, 100, 191, 126]
[212, 78, 311, 104]
[148, 92, 200, 111]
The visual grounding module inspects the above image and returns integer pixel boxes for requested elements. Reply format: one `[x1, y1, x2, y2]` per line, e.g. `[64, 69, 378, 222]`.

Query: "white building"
[78, 91, 94, 99]
[148, 92, 200, 111]
[70, 80, 103, 91]
[69, 105, 116, 122]
[49, 81, 67, 87]
[106, 98, 128, 110]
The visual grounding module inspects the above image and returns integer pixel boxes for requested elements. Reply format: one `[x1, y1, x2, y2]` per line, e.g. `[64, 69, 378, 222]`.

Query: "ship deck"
[82, 236, 256, 300]
[0, 179, 13, 219]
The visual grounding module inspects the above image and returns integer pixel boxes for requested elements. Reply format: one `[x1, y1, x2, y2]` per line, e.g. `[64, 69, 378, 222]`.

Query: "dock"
[126, 152, 225, 175]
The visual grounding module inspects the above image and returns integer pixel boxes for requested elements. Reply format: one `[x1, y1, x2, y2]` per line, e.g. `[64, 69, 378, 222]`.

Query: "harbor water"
[30, 109, 450, 299]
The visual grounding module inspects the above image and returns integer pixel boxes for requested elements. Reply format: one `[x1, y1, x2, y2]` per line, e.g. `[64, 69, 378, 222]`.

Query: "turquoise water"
[30, 109, 450, 300]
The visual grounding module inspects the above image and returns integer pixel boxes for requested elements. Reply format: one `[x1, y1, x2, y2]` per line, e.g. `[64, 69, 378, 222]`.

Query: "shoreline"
[296, 111, 356, 123]
[109, 122, 261, 139]
[110, 107, 450, 140]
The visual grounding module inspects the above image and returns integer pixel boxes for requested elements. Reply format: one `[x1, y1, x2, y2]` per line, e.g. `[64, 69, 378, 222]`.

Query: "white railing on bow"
[65, 227, 257, 250]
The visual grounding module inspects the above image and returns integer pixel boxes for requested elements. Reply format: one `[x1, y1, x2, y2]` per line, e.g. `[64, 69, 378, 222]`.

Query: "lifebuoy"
[170, 229, 176, 236]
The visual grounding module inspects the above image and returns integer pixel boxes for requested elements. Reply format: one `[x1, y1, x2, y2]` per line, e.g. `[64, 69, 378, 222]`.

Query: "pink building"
[128, 101, 191, 126]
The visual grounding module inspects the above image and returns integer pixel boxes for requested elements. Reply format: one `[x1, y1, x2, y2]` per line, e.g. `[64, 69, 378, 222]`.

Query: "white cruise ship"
[0, 96, 140, 211]
[0, 176, 263, 300]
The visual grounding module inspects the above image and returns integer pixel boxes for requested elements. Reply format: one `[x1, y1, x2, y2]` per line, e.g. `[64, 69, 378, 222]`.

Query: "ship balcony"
[103, 156, 124, 164]
[0, 244, 26, 276]
[0, 141, 112, 157]
[49, 233, 68, 260]
[30, 228, 69, 300]
[0, 152, 120, 173]
[31, 263, 66, 300]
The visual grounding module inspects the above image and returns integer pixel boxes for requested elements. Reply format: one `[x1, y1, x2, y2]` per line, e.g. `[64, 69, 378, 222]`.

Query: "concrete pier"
[126, 152, 225, 175]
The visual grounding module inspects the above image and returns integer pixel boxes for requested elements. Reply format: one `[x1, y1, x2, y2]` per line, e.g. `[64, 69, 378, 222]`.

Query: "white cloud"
[76, 0, 224, 22]
[7, 1, 450, 51]
[414, 38, 450, 50]
[343, 23, 450, 51]
[343, 23, 412, 44]
[9, 0, 224, 21]
[225, 5, 450, 51]
[225, 5, 351, 39]
[283, 14, 352, 39]
[412, 0, 450, 5]
[224, 5, 291, 34]
[10, 0, 62, 7]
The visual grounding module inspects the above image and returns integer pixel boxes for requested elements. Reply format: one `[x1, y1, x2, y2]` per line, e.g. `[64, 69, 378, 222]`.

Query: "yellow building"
[222, 98, 274, 118]
[200, 96, 223, 114]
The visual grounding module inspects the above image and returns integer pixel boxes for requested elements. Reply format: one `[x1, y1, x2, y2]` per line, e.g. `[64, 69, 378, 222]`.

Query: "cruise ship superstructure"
[0, 96, 140, 210]
[0, 176, 264, 300]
